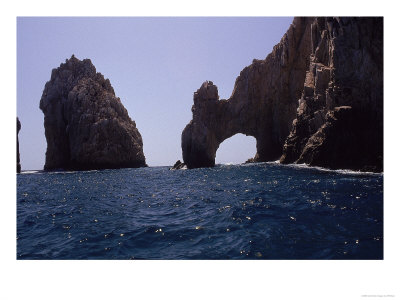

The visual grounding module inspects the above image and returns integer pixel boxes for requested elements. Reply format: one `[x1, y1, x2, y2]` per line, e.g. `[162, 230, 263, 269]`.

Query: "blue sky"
[17, 17, 293, 170]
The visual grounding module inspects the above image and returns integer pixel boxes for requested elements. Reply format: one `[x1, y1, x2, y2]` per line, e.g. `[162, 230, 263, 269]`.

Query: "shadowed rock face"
[17, 117, 21, 173]
[182, 17, 314, 168]
[280, 17, 383, 172]
[182, 17, 383, 172]
[39, 55, 146, 171]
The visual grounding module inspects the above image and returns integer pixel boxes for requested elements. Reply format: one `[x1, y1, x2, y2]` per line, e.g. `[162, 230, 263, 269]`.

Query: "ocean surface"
[17, 162, 383, 259]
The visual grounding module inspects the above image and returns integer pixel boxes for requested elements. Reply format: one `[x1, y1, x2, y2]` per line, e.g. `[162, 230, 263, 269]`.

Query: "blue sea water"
[17, 162, 383, 259]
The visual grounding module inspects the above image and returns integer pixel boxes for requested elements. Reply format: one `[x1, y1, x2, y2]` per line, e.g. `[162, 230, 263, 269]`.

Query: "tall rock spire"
[39, 55, 147, 171]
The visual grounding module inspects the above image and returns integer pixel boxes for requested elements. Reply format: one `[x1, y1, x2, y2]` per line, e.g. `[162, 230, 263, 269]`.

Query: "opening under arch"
[215, 133, 257, 165]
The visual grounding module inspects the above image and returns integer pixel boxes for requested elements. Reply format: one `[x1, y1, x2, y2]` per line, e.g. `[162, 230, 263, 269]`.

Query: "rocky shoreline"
[279, 18, 383, 172]
[17, 18, 383, 173]
[180, 17, 383, 172]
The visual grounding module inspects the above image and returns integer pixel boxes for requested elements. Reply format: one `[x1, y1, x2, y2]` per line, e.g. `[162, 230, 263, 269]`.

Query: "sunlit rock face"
[280, 17, 383, 172]
[182, 17, 383, 172]
[182, 17, 314, 169]
[39, 55, 146, 171]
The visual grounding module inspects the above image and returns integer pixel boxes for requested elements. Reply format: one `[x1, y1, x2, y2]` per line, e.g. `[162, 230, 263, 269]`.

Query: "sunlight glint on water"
[17, 163, 383, 259]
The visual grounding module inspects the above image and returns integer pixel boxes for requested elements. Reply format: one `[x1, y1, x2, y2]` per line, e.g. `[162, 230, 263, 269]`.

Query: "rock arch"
[181, 18, 313, 169]
[181, 17, 383, 172]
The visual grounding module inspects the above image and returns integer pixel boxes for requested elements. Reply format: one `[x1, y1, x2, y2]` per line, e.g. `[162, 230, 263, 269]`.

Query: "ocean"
[16, 162, 383, 259]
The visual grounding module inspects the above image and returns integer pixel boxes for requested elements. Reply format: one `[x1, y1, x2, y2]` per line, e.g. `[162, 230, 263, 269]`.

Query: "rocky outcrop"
[39, 55, 146, 171]
[17, 117, 21, 173]
[244, 158, 256, 164]
[280, 17, 383, 172]
[182, 17, 383, 172]
[170, 160, 187, 170]
[182, 18, 314, 168]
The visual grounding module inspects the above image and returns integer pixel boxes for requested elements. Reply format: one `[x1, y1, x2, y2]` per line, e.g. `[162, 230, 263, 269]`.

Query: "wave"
[218, 162, 262, 167]
[222, 160, 382, 176]
[280, 162, 383, 176]
[20, 170, 41, 174]
[43, 170, 78, 174]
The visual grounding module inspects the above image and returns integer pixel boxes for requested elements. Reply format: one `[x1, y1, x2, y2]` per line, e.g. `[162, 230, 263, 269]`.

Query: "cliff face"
[182, 17, 383, 172]
[17, 117, 21, 173]
[280, 17, 383, 172]
[182, 18, 314, 168]
[39, 55, 146, 171]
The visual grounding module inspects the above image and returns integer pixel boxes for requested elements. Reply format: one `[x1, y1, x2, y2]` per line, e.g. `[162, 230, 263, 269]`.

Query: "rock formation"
[181, 17, 383, 172]
[170, 160, 187, 170]
[39, 55, 146, 171]
[244, 158, 256, 164]
[182, 18, 314, 168]
[17, 117, 21, 173]
[280, 17, 383, 172]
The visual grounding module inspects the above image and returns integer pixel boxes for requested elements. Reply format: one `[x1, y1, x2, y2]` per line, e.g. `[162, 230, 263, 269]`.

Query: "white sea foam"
[232, 159, 382, 175]
[20, 170, 40, 174]
[283, 163, 383, 176]
[48, 170, 77, 174]
[219, 162, 264, 167]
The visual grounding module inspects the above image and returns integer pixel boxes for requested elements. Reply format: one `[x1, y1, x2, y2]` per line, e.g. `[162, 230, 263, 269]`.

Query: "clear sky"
[17, 17, 293, 170]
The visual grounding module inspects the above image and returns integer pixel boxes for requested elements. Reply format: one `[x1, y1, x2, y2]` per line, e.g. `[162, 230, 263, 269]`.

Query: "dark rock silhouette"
[244, 157, 256, 164]
[39, 55, 146, 171]
[280, 17, 383, 172]
[17, 117, 21, 173]
[170, 160, 187, 170]
[181, 17, 383, 172]
[182, 18, 314, 168]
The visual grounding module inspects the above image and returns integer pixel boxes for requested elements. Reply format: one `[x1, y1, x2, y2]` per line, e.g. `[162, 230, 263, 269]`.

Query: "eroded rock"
[244, 158, 256, 164]
[39, 55, 146, 171]
[280, 17, 383, 172]
[170, 160, 187, 170]
[182, 17, 383, 172]
[182, 18, 314, 168]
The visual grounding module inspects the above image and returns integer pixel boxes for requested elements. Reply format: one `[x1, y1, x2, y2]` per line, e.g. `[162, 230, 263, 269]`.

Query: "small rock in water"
[170, 160, 187, 170]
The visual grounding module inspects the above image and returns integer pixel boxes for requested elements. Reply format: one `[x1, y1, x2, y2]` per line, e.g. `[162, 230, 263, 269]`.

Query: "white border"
[2, 1, 399, 299]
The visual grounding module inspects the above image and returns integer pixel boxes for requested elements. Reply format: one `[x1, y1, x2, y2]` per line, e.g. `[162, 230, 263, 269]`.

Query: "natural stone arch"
[181, 81, 283, 168]
[181, 18, 314, 169]
[181, 17, 383, 172]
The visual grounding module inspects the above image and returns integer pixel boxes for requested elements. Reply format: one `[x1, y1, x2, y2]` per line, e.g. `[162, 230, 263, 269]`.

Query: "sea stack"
[39, 55, 146, 171]
[181, 17, 383, 172]
[17, 117, 21, 173]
